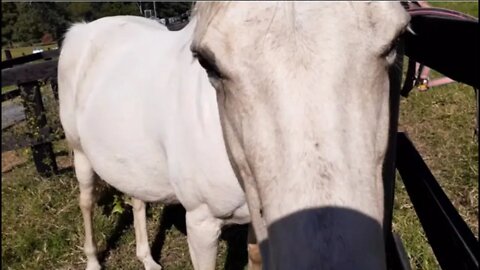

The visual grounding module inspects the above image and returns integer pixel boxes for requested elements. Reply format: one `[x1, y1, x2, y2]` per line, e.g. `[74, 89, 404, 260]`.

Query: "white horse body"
[59, 16, 249, 270]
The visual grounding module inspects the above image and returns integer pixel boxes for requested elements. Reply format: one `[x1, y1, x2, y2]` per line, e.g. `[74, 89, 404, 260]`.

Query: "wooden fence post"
[19, 81, 58, 177]
[5, 49, 12, 60]
[50, 79, 59, 101]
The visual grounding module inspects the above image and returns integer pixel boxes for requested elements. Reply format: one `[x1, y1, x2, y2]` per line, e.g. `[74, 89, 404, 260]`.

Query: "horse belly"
[87, 147, 177, 203]
[103, 161, 175, 203]
[77, 99, 177, 203]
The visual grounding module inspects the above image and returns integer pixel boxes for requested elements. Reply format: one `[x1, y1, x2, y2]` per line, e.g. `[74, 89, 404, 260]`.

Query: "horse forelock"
[191, 2, 231, 46]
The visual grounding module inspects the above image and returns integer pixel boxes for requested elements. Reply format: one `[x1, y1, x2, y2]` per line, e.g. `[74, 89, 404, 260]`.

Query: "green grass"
[394, 83, 478, 269]
[2, 2, 478, 270]
[2, 165, 82, 270]
[430, 1, 478, 17]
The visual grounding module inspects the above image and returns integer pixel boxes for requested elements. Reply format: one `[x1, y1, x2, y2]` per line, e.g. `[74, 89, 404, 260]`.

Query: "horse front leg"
[74, 150, 101, 270]
[185, 205, 222, 270]
[131, 198, 162, 270]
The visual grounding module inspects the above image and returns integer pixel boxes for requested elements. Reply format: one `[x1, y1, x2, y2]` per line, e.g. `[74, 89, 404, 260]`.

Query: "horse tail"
[57, 21, 90, 151]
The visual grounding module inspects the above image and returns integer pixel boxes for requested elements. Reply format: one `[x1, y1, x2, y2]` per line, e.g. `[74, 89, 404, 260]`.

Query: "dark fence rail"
[1, 88, 20, 102]
[2, 49, 59, 69]
[2, 49, 62, 176]
[396, 132, 479, 270]
[2, 59, 58, 86]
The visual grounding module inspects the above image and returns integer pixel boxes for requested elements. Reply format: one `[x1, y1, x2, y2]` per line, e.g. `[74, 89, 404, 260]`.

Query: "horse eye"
[193, 52, 223, 79]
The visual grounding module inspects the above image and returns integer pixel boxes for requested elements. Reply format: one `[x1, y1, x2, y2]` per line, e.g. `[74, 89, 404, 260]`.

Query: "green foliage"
[11, 3, 69, 45]
[67, 2, 95, 22]
[1, 2, 193, 45]
[1, 3, 18, 47]
[112, 195, 126, 215]
[89, 2, 140, 20]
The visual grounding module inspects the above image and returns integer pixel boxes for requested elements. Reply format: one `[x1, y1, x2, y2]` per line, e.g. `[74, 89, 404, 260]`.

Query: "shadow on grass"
[97, 207, 134, 265]
[151, 204, 187, 264]
[151, 204, 249, 270]
[221, 224, 249, 270]
[96, 185, 134, 266]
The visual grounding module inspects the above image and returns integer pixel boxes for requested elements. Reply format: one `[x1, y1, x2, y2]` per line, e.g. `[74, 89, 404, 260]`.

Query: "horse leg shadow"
[96, 186, 134, 265]
[150, 204, 248, 270]
[151, 204, 187, 262]
[221, 224, 249, 270]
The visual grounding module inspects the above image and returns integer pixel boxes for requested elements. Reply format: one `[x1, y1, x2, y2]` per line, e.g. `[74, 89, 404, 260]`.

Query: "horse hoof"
[85, 260, 101, 270]
[144, 260, 162, 270]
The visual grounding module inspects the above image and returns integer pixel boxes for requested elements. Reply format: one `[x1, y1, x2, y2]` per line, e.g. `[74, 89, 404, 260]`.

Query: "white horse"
[191, 2, 410, 269]
[58, 16, 256, 270]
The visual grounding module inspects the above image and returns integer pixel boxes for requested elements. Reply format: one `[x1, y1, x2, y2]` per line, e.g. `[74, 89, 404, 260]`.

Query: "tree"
[1, 2, 194, 45]
[1, 3, 19, 47]
[67, 2, 95, 22]
[95, 3, 140, 19]
[12, 3, 69, 44]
